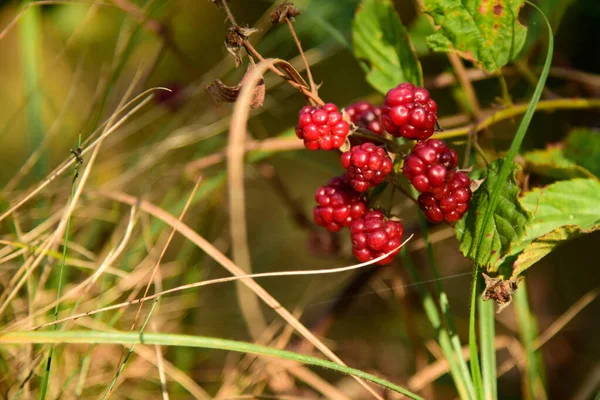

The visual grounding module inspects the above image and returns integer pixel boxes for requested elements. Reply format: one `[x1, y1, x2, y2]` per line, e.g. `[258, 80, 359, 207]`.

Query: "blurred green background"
[0, 0, 599, 398]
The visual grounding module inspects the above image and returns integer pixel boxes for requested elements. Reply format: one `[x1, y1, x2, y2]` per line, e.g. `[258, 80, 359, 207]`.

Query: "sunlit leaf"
[495, 178, 600, 278]
[421, 0, 527, 71]
[563, 128, 600, 178]
[524, 147, 595, 180]
[512, 224, 599, 278]
[455, 159, 532, 271]
[523, 128, 600, 180]
[352, 0, 422, 93]
[519, 178, 600, 243]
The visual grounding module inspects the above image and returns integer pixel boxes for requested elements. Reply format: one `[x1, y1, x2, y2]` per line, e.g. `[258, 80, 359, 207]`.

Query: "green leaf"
[455, 159, 532, 271]
[408, 14, 435, 56]
[519, 178, 600, 241]
[524, 0, 575, 52]
[0, 330, 423, 400]
[524, 147, 595, 180]
[421, 0, 527, 72]
[523, 128, 600, 180]
[563, 128, 600, 178]
[512, 224, 599, 278]
[496, 178, 600, 278]
[352, 0, 422, 93]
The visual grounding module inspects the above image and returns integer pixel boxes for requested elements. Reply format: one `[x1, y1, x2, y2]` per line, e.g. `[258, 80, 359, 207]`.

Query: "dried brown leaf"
[206, 63, 265, 109]
[271, 1, 301, 24]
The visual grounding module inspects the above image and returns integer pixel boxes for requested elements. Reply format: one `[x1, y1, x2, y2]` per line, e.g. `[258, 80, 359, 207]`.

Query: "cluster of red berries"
[295, 83, 472, 265]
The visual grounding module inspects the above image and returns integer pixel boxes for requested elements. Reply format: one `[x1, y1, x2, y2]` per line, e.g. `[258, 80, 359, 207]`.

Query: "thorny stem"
[285, 17, 317, 97]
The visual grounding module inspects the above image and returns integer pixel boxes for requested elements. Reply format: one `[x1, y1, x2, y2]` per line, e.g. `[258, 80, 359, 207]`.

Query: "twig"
[285, 17, 317, 96]
[448, 53, 483, 119]
[242, 39, 324, 105]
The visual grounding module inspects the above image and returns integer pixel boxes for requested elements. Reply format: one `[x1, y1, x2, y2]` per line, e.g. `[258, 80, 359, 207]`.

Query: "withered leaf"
[206, 63, 265, 109]
[224, 26, 259, 67]
[271, 1, 301, 24]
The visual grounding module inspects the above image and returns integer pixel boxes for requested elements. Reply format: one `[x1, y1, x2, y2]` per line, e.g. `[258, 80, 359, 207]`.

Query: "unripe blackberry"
[313, 175, 367, 232]
[381, 83, 438, 140]
[296, 103, 350, 151]
[403, 139, 459, 193]
[418, 171, 472, 224]
[345, 101, 384, 135]
[341, 143, 393, 192]
[350, 210, 404, 265]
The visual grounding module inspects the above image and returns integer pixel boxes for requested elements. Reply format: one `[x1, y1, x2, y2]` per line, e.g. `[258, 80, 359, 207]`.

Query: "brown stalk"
[285, 17, 318, 97]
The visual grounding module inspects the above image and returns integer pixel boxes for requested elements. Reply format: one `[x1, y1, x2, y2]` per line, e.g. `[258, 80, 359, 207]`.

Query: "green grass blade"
[514, 280, 546, 399]
[0, 330, 423, 400]
[20, 3, 46, 178]
[467, 4, 553, 398]
[402, 249, 473, 400]
[469, 272, 484, 399]
[415, 213, 475, 397]
[473, 2, 554, 262]
[38, 137, 82, 400]
[479, 297, 497, 400]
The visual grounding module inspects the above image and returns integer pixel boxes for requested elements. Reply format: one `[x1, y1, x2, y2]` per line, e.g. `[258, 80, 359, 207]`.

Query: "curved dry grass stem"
[33, 225, 410, 330]
[228, 58, 295, 339]
[85, 189, 389, 400]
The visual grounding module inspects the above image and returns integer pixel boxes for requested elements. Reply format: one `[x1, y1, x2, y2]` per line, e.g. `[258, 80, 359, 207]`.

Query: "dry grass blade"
[32, 232, 409, 330]
[88, 189, 391, 400]
[0, 88, 166, 225]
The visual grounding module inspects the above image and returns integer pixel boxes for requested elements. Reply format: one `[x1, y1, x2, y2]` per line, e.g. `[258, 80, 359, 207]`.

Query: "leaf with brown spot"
[422, 0, 527, 72]
[206, 63, 265, 109]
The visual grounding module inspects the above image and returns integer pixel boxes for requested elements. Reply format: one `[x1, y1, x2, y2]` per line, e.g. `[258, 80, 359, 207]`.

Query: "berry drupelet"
[381, 83, 438, 140]
[403, 139, 459, 193]
[313, 175, 367, 232]
[341, 143, 393, 192]
[350, 210, 404, 265]
[418, 171, 472, 223]
[345, 101, 384, 135]
[296, 103, 350, 151]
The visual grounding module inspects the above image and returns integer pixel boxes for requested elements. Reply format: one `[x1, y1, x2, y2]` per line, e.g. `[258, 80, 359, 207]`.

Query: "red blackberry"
[295, 103, 350, 151]
[341, 143, 393, 192]
[350, 210, 404, 265]
[403, 139, 459, 193]
[381, 83, 438, 140]
[345, 101, 384, 135]
[418, 171, 472, 223]
[313, 175, 367, 232]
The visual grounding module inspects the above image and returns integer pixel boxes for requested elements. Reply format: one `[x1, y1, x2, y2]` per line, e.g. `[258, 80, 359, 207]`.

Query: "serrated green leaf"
[496, 178, 600, 278]
[352, 0, 422, 93]
[421, 0, 527, 72]
[524, 147, 595, 180]
[519, 178, 600, 240]
[512, 224, 599, 278]
[563, 128, 600, 178]
[455, 159, 532, 271]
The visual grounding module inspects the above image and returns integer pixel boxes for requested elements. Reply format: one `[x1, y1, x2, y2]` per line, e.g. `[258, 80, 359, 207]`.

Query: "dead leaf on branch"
[271, 1, 301, 24]
[225, 25, 260, 67]
[206, 63, 265, 109]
